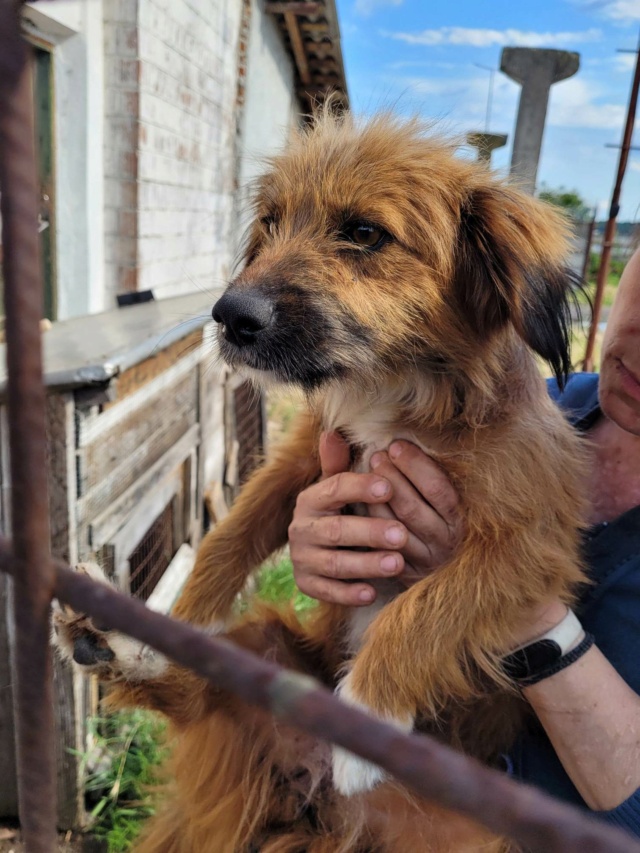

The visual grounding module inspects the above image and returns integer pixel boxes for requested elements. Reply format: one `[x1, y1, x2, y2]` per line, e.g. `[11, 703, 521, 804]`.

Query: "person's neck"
[587, 415, 640, 524]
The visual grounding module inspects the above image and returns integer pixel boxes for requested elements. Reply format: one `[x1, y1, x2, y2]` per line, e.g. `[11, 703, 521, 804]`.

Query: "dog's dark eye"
[341, 221, 389, 250]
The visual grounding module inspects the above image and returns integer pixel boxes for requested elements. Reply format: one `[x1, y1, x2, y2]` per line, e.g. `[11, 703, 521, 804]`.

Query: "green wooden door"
[32, 45, 56, 321]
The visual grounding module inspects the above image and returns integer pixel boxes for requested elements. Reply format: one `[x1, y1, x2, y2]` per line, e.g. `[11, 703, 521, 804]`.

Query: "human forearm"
[520, 624, 640, 811]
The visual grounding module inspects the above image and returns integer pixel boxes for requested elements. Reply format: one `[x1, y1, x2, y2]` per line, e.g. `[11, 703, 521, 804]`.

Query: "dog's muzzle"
[212, 289, 275, 347]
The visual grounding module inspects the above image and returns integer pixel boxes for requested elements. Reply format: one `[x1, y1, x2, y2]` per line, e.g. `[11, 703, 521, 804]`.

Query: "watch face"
[503, 639, 563, 681]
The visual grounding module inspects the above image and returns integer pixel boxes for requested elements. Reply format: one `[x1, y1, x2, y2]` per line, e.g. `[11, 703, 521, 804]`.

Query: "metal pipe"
[583, 33, 640, 371]
[0, 4, 57, 850]
[0, 541, 635, 853]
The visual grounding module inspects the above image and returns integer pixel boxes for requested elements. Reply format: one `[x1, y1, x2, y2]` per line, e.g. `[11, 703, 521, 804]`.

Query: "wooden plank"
[111, 468, 183, 585]
[0, 574, 18, 816]
[79, 424, 200, 552]
[266, 2, 322, 13]
[45, 392, 85, 828]
[77, 346, 203, 448]
[0, 407, 11, 535]
[146, 543, 195, 614]
[77, 407, 196, 525]
[80, 369, 198, 493]
[199, 362, 227, 492]
[53, 663, 86, 829]
[103, 328, 204, 409]
[284, 12, 312, 85]
[47, 393, 77, 563]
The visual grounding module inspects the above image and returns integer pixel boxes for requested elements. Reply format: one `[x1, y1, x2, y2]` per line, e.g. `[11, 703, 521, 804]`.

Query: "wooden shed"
[0, 293, 265, 827]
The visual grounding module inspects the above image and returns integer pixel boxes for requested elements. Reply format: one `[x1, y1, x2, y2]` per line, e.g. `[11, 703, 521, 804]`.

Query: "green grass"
[77, 559, 312, 851]
[76, 710, 168, 852]
[254, 555, 317, 614]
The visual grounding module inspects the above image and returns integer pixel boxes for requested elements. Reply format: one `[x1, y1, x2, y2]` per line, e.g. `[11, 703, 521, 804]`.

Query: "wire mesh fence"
[1, 5, 640, 853]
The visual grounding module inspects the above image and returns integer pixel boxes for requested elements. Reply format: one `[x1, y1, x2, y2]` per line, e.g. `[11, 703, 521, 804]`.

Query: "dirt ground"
[0, 824, 100, 852]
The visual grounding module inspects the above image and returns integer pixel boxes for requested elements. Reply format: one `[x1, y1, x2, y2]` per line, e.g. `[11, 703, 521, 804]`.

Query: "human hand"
[367, 441, 464, 587]
[289, 433, 464, 606]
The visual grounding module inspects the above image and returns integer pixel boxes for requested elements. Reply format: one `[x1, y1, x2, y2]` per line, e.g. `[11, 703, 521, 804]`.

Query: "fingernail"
[385, 525, 405, 545]
[380, 555, 398, 573]
[389, 442, 403, 460]
[359, 589, 375, 603]
[370, 452, 384, 469]
[371, 479, 389, 497]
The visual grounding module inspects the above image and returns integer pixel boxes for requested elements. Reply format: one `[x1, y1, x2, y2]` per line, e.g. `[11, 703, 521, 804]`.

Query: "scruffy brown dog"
[54, 111, 587, 852]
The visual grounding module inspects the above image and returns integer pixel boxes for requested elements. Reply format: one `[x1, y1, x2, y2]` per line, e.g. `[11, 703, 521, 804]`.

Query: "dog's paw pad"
[72, 632, 116, 666]
[51, 562, 167, 681]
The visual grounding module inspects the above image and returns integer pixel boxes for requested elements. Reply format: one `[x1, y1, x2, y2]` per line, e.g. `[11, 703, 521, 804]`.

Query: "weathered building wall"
[104, 0, 243, 302]
[236, 0, 297, 239]
[24, 0, 306, 316]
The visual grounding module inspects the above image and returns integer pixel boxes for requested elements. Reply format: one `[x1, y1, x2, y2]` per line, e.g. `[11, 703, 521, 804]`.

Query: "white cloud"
[547, 77, 626, 129]
[613, 52, 637, 72]
[385, 59, 458, 70]
[383, 69, 627, 133]
[354, 0, 403, 16]
[383, 26, 602, 48]
[575, 0, 640, 23]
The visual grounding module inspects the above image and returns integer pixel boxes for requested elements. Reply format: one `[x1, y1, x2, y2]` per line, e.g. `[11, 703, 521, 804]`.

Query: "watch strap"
[502, 609, 590, 685]
[509, 608, 584, 658]
[515, 632, 595, 687]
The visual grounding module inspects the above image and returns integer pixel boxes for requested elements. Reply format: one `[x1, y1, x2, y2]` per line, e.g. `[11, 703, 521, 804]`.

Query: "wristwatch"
[502, 609, 595, 687]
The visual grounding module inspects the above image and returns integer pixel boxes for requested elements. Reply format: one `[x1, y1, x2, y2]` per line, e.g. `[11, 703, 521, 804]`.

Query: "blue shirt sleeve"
[597, 787, 640, 837]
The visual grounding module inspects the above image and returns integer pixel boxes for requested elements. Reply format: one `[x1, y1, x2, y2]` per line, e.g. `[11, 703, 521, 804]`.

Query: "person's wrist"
[508, 598, 569, 649]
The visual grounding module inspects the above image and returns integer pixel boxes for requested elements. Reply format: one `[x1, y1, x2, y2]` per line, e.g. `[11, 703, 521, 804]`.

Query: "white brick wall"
[103, 0, 243, 303]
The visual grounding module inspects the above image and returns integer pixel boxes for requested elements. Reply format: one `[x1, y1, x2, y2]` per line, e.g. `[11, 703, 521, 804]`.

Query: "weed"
[255, 554, 317, 614]
[76, 710, 168, 852]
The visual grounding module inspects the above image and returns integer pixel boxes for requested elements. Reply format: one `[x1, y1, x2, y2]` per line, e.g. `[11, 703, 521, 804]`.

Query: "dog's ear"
[455, 185, 576, 387]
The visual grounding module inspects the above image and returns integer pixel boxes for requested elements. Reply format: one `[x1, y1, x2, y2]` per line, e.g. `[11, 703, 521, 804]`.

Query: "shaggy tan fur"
[54, 111, 588, 852]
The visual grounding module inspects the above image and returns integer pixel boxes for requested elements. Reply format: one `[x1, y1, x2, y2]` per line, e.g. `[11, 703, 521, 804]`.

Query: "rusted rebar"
[0, 5, 58, 851]
[0, 540, 635, 853]
[1, 5, 639, 853]
[583, 31, 640, 371]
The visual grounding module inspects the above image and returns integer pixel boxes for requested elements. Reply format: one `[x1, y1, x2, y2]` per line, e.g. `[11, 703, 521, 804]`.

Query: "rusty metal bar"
[0, 5, 58, 851]
[0, 541, 636, 853]
[583, 32, 640, 371]
[0, 4, 636, 853]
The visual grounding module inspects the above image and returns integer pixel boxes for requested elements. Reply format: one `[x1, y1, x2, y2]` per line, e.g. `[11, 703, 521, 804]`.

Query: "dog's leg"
[171, 410, 321, 627]
[52, 562, 220, 725]
[332, 540, 582, 795]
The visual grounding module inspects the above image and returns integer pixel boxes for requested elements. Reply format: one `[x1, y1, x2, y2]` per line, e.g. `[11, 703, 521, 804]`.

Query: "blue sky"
[334, 0, 640, 219]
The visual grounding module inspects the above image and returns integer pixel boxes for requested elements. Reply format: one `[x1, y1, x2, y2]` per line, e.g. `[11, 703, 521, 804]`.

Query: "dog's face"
[213, 113, 575, 394]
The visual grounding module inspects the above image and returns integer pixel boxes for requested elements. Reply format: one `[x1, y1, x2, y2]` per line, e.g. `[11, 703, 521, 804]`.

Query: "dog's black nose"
[212, 290, 274, 347]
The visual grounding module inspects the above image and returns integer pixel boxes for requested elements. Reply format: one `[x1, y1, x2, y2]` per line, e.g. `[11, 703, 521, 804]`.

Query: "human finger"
[319, 431, 351, 479]
[387, 441, 463, 533]
[295, 573, 379, 607]
[293, 545, 404, 588]
[289, 512, 407, 552]
[295, 470, 393, 515]
[370, 451, 457, 567]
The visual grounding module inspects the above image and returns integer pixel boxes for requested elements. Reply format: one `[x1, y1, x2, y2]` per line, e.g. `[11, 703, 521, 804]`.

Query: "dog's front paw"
[332, 745, 387, 796]
[331, 673, 414, 796]
[52, 562, 167, 682]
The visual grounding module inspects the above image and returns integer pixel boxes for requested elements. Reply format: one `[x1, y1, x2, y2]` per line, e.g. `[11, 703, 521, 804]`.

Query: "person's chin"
[600, 357, 640, 435]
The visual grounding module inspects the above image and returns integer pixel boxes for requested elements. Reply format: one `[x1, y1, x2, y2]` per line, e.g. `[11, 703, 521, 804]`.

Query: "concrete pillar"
[466, 132, 508, 166]
[500, 48, 579, 194]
